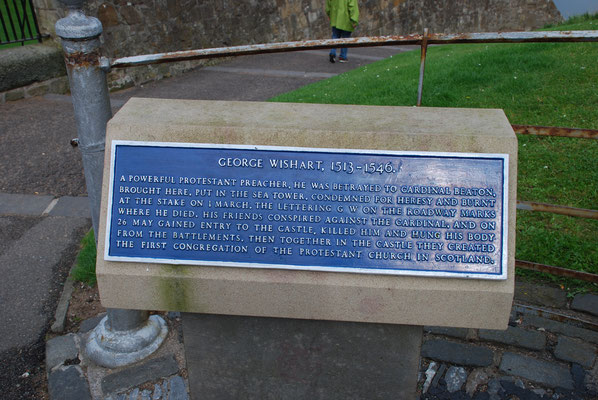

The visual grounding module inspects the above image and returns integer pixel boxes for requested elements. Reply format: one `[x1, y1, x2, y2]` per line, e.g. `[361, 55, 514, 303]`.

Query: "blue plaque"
[105, 141, 508, 280]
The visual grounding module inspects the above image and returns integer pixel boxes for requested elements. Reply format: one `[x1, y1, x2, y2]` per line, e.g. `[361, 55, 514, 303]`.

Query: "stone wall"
[35, 0, 561, 88]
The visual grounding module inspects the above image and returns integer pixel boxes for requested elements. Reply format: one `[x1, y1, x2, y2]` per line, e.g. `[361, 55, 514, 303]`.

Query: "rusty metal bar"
[516, 259, 598, 283]
[512, 124, 598, 139]
[513, 303, 598, 332]
[517, 200, 598, 220]
[433, 30, 598, 44]
[110, 30, 598, 69]
[416, 28, 429, 107]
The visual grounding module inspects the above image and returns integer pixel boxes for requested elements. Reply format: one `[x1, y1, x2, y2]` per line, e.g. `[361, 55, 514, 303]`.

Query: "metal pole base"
[86, 313, 168, 368]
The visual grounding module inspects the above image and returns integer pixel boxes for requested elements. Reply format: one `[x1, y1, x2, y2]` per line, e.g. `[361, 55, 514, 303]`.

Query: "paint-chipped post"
[55, 0, 167, 368]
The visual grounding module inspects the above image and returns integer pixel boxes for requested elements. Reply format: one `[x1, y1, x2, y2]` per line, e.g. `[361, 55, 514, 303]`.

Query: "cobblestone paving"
[418, 305, 598, 399]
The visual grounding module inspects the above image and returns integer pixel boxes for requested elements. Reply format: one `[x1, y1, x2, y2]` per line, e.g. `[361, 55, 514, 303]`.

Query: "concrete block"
[46, 75, 70, 94]
[421, 339, 494, 367]
[78, 314, 105, 334]
[101, 354, 179, 395]
[478, 325, 546, 351]
[26, 82, 50, 98]
[522, 314, 598, 345]
[183, 313, 422, 400]
[166, 376, 189, 400]
[498, 379, 539, 399]
[499, 352, 573, 390]
[571, 363, 586, 392]
[554, 336, 597, 368]
[514, 281, 567, 308]
[571, 293, 598, 317]
[5, 87, 25, 102]
[46, 334, 78, 371]
[48, 366, 91, 400]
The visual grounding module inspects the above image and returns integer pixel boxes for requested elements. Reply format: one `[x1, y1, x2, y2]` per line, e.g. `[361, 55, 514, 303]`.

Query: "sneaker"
[329, 54, 336, 63]
[339, 57, 348, 63]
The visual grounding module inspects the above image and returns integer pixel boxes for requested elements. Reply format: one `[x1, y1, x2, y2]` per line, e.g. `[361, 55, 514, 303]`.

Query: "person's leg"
[339, 29, 352, 61]
[329, 27, 340, 62]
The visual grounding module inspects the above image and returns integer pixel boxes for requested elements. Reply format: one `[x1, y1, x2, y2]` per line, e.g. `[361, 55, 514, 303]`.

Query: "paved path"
[0, 194, 90, 399]
[0, 196, 89, 352]
[110, 48, 403, 102]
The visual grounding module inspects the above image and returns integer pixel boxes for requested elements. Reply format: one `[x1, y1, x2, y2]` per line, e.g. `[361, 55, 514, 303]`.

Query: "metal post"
[55, 0, 167, 368]
[416, 28, 429, 107]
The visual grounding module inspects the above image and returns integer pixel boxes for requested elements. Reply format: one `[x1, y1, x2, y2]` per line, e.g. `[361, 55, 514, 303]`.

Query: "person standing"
[326, 0, 359, 63]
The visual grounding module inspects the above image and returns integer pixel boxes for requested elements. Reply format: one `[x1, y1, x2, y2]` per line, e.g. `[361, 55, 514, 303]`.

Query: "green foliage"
[71, 230, 97, 286]
[271, 15, 598, 292]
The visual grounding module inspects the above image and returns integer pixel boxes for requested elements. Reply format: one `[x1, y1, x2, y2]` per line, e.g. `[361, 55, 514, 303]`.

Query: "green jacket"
[326, 0, 359, 32]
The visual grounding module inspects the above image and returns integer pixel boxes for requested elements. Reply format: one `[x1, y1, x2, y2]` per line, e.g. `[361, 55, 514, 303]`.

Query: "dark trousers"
[330, 26, 352, 59]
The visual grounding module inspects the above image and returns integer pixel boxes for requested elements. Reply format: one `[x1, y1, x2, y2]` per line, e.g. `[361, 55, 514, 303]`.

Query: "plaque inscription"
[105, 141, 508, 279]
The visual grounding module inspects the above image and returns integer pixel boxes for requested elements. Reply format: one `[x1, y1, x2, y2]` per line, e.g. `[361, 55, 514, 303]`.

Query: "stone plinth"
[182, 314, 423, 399]
[97, 97, 517, 330]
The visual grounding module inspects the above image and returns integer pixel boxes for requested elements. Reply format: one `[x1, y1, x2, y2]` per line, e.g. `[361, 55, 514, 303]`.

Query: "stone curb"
[0, 75, 70, 103]
[51, 262, 77, 333]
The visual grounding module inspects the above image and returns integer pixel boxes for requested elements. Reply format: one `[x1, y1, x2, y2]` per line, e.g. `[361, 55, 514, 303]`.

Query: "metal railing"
[109, 30, 598, 68]
[105, 29, 598, 283]
[0, 0, 42, 46]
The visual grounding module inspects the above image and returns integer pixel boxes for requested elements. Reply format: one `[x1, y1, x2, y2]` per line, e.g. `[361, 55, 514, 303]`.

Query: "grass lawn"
[0, 0, 40, 48]
[271, 15, 598, 292]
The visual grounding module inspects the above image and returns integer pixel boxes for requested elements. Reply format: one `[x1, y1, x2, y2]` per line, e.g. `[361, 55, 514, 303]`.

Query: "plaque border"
[104, 140, 509, 280]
